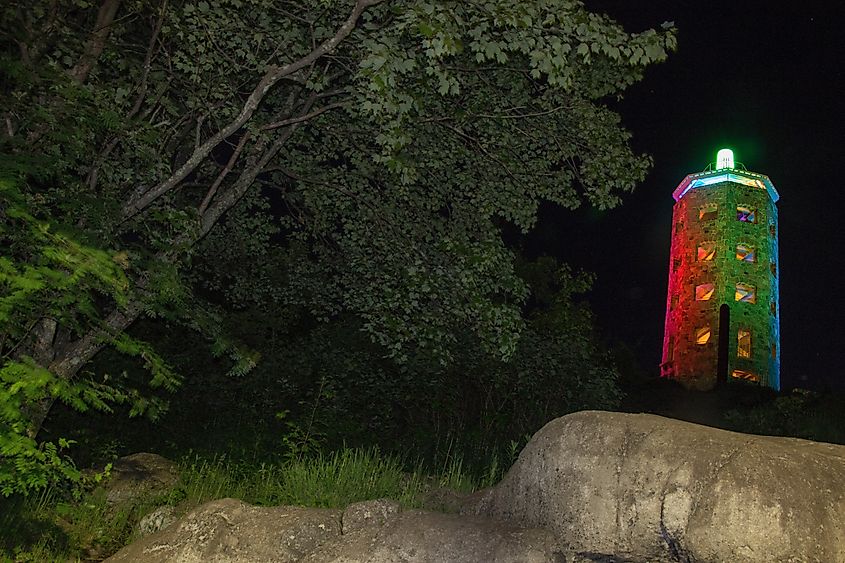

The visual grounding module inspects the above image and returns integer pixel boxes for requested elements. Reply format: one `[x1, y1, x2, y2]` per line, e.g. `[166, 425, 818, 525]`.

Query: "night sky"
[530, 1, 844, 389]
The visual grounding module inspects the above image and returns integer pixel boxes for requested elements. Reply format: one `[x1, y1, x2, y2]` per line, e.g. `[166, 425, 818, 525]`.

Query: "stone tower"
[660, 149, 780, 390]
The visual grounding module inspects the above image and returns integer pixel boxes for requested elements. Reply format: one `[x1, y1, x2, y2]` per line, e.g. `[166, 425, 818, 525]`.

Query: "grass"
[0, 447, 496, 562]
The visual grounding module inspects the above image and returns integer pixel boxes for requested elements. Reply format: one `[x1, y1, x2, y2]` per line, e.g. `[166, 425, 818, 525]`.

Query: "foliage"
[1, 0, 675, 361]
[0, 177, 187, 496]
[45, 253, 620, 478]
[0, 179, 128, 347]
[1, 360, 82, 496]
[723, 388, 845, 445]
[1, 0, 673, 493]
[0, 179, 129, 495]
[293, 256, 621, 462]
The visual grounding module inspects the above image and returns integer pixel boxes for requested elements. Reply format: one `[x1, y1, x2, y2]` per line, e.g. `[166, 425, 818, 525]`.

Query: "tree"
[0, 0, 675, 490]
[48, 253, 623, 471]
[0, 178, 179, 494]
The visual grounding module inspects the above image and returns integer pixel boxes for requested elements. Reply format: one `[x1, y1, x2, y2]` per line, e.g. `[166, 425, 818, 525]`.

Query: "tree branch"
[19, 0, 61, 67]
[69, 0, 123, 85]
[470, 106, 566, 120]
[197, 131, 251, 215]
[260, 100, 348, 131]
[46, 304, 140, 381]
[437, 122, 521, 185]
[121, 0, 385, 221]
[198, 103, 313, 237]
[127, 0, 168, 120]
[24, 302, 140, 438]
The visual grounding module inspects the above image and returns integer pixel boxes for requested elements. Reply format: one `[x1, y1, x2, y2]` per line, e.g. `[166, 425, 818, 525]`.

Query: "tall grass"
[176, 447, 486, 509]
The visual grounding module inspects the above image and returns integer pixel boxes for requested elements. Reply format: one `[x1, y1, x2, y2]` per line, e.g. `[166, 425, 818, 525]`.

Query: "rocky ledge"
[108, 411, 845, 562]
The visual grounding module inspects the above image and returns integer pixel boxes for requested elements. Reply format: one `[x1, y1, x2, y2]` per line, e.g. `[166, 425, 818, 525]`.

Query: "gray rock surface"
[420, 485, 470, 513]
[137, 505, 177, 537]
[107, 498, 342, 562]
[305, 509, 561, 563]
[105, 412, 845, 562]
[104, 452, 179, 505]
[341, 498, 401, 535]
[106, 498, 564, 562]
[465, 410, 845, 563]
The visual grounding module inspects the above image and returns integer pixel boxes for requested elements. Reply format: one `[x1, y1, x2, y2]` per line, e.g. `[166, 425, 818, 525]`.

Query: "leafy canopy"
[0, 0, 675, 493]
[2, 0, 674, 360]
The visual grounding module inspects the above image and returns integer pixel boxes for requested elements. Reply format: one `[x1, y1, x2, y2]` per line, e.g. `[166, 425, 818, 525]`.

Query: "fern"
[1, 179, 130, 347]
[0, 179, 146, 495]
[111, 333, 181, 392]
[0, 360, 86, 496]
[0, 176, 255, 495]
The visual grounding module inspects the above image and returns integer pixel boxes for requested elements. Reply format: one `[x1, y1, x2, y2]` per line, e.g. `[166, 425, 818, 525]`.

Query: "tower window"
[697, 242, 716, 261]
[731, 369, 759, 382]
[770, 301, 777, 316]
[737, 206, 757, 223]
[736, 244, 756, 263]
[695, 326, 711, 345]
[675, 221, 684, 234]
[735, 283, 756, 303]
[769, 224, 776, 237]
[699, 204, 718, 221]
[771, 343, 777, 359]
[673, 258, 681, 272]
[770, 262, 777, 277]
[667, 336, 674, 362]
[671, 295, 679, 310]
[737, 329, 752, 358]
[695, 283, 715, 301]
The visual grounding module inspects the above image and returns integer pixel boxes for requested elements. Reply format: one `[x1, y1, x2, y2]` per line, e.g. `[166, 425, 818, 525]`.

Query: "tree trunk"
[25, 303, 141, 439]
[69, 0, 122, 84]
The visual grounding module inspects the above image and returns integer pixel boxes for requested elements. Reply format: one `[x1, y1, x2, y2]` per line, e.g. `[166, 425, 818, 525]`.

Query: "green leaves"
[0, 179, 172, 495]
[111, 334, 180, 393]
[0, 180, 130, 342]
[2, 0, 675, 367]
[0, 359, 114, 496]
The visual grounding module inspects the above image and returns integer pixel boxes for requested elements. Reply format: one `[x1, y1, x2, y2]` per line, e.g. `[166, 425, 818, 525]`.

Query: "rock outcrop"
[106, 412, 845, 562]
[105, 498, 563, 562]
[466, 410, 845, 563]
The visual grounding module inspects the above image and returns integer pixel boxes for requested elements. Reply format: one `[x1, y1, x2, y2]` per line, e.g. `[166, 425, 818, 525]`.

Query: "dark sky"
[529, 1, 844, 389]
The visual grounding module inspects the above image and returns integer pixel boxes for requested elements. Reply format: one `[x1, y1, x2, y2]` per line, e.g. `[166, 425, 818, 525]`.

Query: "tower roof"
[673, 168, 780, 203]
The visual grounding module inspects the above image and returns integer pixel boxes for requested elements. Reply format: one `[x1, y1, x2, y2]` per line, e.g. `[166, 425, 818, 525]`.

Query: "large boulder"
[307, 508, 561, 562]
[465, 411, 845, 563]
[103, 452, 179, 505]
[106, 498, 564, 562]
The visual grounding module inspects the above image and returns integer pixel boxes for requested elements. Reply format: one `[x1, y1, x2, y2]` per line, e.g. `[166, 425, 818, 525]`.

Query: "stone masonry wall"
[661, 179, 779, 390]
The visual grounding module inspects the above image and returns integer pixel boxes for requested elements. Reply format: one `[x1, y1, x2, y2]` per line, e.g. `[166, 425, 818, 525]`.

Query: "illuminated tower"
[660, 149, 780, 390]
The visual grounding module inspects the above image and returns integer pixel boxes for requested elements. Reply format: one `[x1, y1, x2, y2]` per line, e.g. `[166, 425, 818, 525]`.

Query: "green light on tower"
[716, 148, 734, 170]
